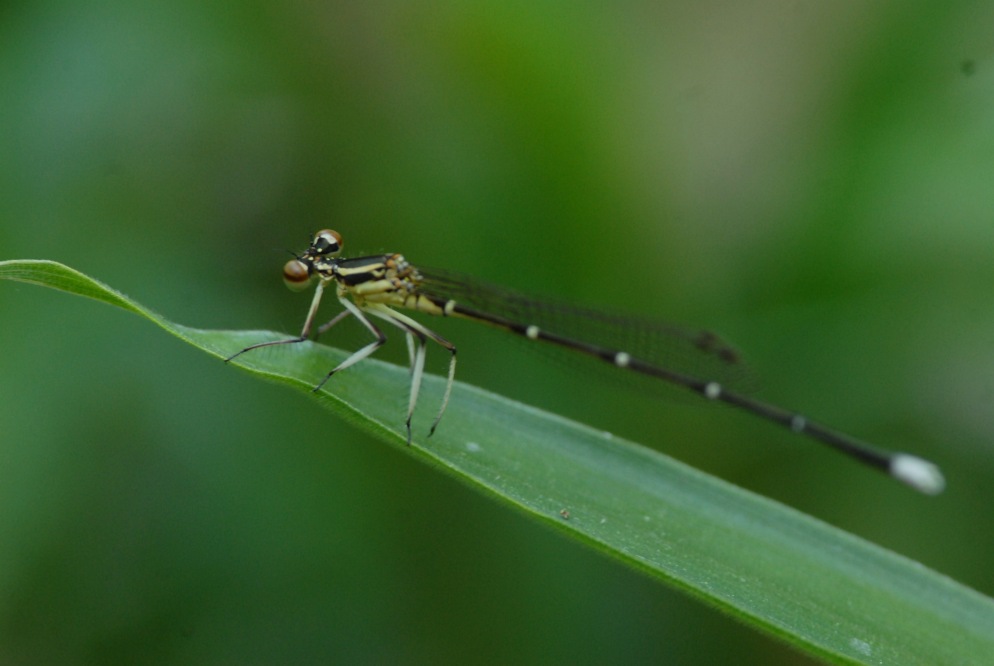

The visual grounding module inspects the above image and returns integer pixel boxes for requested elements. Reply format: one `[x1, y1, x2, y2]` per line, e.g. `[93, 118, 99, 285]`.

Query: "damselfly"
[226, 229, 944, 495]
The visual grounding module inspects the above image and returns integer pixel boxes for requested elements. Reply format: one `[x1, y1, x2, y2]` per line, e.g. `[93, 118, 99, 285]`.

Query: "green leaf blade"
[3, 258, 993, 665]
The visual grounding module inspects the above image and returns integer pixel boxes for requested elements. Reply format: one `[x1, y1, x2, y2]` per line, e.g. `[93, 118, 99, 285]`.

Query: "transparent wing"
[415, 267, 756, 395]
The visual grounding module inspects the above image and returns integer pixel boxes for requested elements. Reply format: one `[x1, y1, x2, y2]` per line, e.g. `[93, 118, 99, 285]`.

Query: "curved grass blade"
[2, 258, 992, 665]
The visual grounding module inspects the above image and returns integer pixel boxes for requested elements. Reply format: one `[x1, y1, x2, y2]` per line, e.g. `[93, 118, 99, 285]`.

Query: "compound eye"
[282, 259, 313, 291]
[312, 229, 343, 256]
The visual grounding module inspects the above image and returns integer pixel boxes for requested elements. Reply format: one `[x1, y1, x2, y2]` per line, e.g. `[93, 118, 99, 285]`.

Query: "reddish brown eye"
[312, 229, 343, 255]
[282, 259, 312, 291]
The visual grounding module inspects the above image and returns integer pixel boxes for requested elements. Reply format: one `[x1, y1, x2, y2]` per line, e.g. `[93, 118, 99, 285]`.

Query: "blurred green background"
[2, 2, 993, 664]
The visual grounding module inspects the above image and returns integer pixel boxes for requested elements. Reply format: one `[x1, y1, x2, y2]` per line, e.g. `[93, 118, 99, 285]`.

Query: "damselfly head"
[282, 230, 344, 291]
